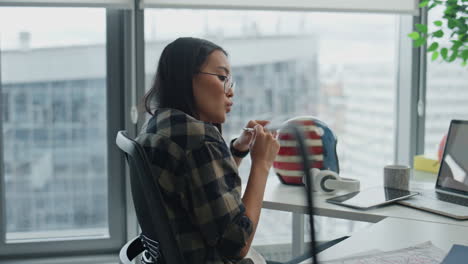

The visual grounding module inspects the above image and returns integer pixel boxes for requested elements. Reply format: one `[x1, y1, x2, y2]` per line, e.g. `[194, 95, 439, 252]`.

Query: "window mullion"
[0, 39, 6, 250]
[416, 7, 428, 155]
[122, 0, 142, 241]
[394, 11, 425, 167]
[106, 8, 128, 248]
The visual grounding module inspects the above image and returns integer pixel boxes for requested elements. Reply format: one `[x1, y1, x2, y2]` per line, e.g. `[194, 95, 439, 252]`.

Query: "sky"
[0, 7, 106, 49]
[0, 6, 423, 67]
[0, 7, 396, 48]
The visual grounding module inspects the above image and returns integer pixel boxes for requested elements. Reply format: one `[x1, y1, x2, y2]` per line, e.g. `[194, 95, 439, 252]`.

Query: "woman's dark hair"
[144, 37, 228, 130]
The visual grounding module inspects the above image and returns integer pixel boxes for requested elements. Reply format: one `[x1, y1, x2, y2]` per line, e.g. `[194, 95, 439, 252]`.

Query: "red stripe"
[278, 131, 321, 140]
[278, 146, 323, 155]
[290, 120, 315, 126]
[274, 161, 323, 170]
[279, 176, 303, 184]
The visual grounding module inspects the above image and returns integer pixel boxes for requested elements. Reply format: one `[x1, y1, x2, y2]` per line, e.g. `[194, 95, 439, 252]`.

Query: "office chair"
[116, 130, 186, 264]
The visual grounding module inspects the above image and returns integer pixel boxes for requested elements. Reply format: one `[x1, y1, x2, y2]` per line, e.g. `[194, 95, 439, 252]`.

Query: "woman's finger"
[254, 124, 264, 135]
[246, 120, 270, 129]
[272, 131, 278, 138]
[255, 120, 270, 127]
[246, 120, 259, 128]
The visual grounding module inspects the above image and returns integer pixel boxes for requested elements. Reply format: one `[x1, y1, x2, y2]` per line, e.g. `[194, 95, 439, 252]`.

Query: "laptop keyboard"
[435, 192, 468, 207]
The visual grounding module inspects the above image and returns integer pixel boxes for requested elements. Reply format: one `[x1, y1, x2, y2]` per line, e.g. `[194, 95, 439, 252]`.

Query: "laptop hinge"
[436, 188, 468, 199]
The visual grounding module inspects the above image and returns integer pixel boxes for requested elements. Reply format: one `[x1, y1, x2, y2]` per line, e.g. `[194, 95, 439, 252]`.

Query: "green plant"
[408, 0, 467, 66]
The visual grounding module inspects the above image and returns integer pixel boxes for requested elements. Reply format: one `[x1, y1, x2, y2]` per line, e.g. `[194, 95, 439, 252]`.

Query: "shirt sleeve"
[185, 140, 253, 258]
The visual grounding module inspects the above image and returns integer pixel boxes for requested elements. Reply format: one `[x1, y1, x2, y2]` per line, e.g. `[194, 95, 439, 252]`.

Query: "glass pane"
[0, 7, 108, 242]
[424, 6, 468, 155]
[145, 9, 397, 260]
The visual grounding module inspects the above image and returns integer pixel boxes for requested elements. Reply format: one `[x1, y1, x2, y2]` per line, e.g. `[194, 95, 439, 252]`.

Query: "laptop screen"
[436, 120, 468, 196]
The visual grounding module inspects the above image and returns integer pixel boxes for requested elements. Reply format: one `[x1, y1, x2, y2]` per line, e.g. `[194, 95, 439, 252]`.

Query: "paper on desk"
[298, 250, 383, 264]
[320, 241, 446, 264]
[300, 241, 445, 264]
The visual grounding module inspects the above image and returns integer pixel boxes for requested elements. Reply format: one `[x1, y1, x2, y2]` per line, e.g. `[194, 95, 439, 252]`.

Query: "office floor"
[253, 210, 372, 261]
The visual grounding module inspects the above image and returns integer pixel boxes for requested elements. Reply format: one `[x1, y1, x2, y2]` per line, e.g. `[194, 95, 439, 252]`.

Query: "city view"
[1, 6, 467, 260]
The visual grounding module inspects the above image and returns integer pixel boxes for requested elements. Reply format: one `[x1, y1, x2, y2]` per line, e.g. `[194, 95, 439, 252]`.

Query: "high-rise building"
[2, 35, 319, 235]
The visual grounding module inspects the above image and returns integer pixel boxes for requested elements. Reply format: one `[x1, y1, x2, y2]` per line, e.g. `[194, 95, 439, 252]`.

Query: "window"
[0, 7, 124, 256]
[144, 8, 397, 258]
[424, 6, 468, 155]
[145, 9, 397, 181]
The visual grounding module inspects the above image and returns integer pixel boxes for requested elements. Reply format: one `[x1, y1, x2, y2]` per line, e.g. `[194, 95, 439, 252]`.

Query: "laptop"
[398, 119, 468, 220]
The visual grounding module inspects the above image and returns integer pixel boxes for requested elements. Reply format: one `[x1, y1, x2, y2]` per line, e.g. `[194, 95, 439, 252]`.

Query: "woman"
[137, 37, 280, 264]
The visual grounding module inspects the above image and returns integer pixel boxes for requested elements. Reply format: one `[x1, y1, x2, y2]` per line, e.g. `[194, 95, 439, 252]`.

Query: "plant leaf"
[429, 3, 438, 9]
[441, 48, 448, 60]
[415, 38, 426, 47]
[445, 6, 455, 15]
[451, 40, 462, 50]
[432, 51, 439, 61]
[416, 24, 428, 33]
[419, 0, 430, 7]
[427, 42, 439, 52]
[433, 20, 443, 27]
[433, 30, 444, 38]
[448, 50, 459, 62]
[408, 32, 420, 40]
[448, 19, 457, 29]
[462, 49, 468, 61]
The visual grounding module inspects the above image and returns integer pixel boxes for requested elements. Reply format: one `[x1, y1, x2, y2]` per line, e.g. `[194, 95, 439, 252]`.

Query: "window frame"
[0, 7, 129, 259]
[394, 7, 428, 166]
[0, 0, 134, 9]
[139, 0, 420, 15]
[122, 2, 142, 242]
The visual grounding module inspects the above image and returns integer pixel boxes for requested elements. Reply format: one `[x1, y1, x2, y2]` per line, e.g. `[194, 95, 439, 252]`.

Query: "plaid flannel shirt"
[136, 108, 253, 264]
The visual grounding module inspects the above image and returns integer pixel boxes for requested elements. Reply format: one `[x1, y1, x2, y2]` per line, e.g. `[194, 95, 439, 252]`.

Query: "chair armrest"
[120, 236, 145, 264]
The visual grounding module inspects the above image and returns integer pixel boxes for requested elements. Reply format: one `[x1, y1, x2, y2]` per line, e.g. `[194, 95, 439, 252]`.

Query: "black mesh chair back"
[116, 130, 185, 264]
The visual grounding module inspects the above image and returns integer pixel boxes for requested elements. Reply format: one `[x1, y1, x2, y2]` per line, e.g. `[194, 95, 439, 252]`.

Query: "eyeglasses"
[197, 71, 236, 94]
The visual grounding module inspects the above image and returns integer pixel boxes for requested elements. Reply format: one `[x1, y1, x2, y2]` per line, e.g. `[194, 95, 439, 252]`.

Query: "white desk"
[309, 217, 468, 262]
[262, 175, 468, 227]
[257, 173, 468, 256]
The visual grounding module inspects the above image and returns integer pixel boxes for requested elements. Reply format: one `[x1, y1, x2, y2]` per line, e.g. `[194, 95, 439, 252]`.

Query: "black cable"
[281, 123, 318, 264]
